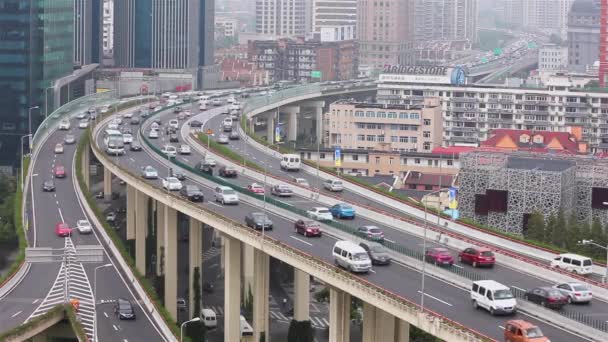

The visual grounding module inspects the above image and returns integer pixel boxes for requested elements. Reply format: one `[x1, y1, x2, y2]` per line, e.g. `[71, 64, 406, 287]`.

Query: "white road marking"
[113, 324, 118, 331]
[498, 326, 505, 330]
[276, 200, 293, 207]
[208, 201, 223, 208]
[129, 158, 135, 162]
[103, 312, 108, 318]
[11, 311, 22, 318]
[368, 269, 376, 273]
[32, 299, 39, 304]
[417, 291, 453, 306]
[290, 236, 313, 246]
[384, 238, 395, 243]
[32, 173, 38, 177]
[124, 339, 129, 342]
[57, 207, 65, 223]
[452, 264, 463, 269]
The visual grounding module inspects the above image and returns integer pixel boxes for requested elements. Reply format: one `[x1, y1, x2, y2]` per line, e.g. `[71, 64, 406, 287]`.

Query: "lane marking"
[113, 324, 118, 331]
[452, 264, 463, 269]
[416, 291, 453, 306]
[11, 311, 22, 318]
[499, 326, 505, 330]
[208, 201, 223, 208]
[290, 236, 313, 246]
[57, 207, 65, 223]
[369, 269, 376, 274]
[384, 238, 396, 243]
[32, 173, 39, 177]
[32, 299, 39, 304]
[103, 312, 108, 318]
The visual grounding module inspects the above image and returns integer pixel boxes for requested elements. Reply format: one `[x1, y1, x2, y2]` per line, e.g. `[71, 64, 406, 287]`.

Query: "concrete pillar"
[315, 105, 323, 145]
[103, 167, 112, 201]
[224, 235, 242, 342]
[395, 319, 410, 342]
[375, 308, 396, 342]
[293, 269, 309, 321]
[242, 244, 255, 301]
[135, 190, 148, 275]
[266, 115, 276, 144]
[253, 249, 269, 342]
[156, 201, 165, 276]
[81, 146, 90, 190]
[189, 219, 203, 316]
[126, 185, 136, 240]
[329, 288, 350, 342]
[164, 205, 178, 320]
[362, 302, 377, 342]
[285, 106, 299, 142]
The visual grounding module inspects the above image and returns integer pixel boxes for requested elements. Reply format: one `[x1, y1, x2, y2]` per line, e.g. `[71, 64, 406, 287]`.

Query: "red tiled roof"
[405, 172, 454, 186]
[480, 129, 580, 153]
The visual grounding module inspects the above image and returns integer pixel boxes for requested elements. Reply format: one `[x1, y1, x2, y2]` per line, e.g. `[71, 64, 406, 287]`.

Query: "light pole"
[28, 106, 39, 149]
[578, 239, 608, 283]
[20, 134, 31, 190]
[94, 263, 112, 340]
[180, 317, 201, 342]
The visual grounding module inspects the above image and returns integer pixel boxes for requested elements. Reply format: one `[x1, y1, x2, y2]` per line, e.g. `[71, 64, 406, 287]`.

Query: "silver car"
[141, 166, 158, 179]
[217, 134, 229, 144]
[553, 282, 593, 304]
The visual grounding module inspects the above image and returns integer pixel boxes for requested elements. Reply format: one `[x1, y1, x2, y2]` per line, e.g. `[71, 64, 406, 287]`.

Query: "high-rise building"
[414, 0, 478, 43]
[538, 43, 569, 72]
[500, 0, 524, 26]
[255, 0, 306, 37]
[567, 0, 601, 72]
[102, 0, 114, 57]
[600, 0, 608, 87]
[0, 0, 74, 166]
[522, 0, 574, 34]
[312, 0, 357, 42]
[74, 0, 103, 66]
[357, 0, 415, 70]
[113, 0, 215, 72]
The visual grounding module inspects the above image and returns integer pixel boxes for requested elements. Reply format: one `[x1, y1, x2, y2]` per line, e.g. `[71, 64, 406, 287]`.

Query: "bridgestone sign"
[383, 65, 449, 76]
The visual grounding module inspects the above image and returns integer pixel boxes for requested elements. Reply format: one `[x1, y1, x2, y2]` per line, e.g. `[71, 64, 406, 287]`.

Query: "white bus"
[104, 129, 125, 155]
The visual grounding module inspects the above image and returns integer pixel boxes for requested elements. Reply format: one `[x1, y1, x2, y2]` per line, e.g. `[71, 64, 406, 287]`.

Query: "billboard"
[379, 65, 466, 86]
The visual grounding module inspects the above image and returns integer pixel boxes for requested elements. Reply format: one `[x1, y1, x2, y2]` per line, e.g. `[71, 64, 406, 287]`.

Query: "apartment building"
[413, 0, 478, 43]
[567, 0, 601, 72]
[324, 98, 443, 152]
[255, 0, 306, 37]
[216, 17, 239, 39]
[312, 0, 357, 42]
[538, 43, 568, 72]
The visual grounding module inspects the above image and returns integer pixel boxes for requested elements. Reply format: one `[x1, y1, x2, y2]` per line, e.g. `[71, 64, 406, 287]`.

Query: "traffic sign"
[334, 147, 341, 167]
[275, 126, 281, 142]
[311, 70, 322, 78]
[206, 128, 213, 135]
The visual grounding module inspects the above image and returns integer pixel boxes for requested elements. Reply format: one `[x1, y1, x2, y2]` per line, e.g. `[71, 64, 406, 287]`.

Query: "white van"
[280, 154, 301, 171]
[323, 179, 344, 192]
[240, 315, 253, 337]
[550, 253, 593, 275]
[332, 241, 372, 273]
[200, 308, 217, 329]
[471, 280, 517, 315]
[222, 118, 233, 127]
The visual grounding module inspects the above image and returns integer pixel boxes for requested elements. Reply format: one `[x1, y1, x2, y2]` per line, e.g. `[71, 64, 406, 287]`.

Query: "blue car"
[330, 203, 355, 219]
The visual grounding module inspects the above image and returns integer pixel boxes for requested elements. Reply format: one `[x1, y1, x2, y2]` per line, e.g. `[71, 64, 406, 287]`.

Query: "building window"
[352, 155, 359, 161]
[378, 135, 385, 142]
[399, 136, 409, 143]
[415, 158, 421, 164]
[391, 136, 399, 142]
[401, 158, 407, 165]
[375, 157, 380, 164]
[366, 135, 376, 141]
[423, 131, 431, 138]
[428, 159, 433, 166]
[320, 153, 326, 159]
[355, 111, 364, 117]
[389, 158, 394, 165]
[357, 134, 365, 141]
[377, 111, 386, 118]
[423, 119, 431, 125]
[447, 159, 453, 166]
[366, 111, 375, 118]
[410, 113, 420, 120]
[423, 142, 431, 150]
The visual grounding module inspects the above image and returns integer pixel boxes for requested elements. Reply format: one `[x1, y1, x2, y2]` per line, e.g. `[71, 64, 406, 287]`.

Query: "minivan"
[323, 179, 344, 192]
[214, 186, 239, 205]
[200, 308, 217, 329]
[550, 253, 593, 275]
[471, 280, 517, 315]
[280, 154, 301, 171]
[332, 241, 372, 273]
[240, 315, 253, 336]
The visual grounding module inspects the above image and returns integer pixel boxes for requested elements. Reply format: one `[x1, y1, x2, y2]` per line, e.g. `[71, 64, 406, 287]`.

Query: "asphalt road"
[93, 105, 592, 342]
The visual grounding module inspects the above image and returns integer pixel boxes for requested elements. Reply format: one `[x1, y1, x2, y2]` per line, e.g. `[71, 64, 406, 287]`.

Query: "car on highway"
[229, 131, 239, 140]
[306, 207, 332, 221]
[323, 179, 344, 192]
[214, 186, 239, 205]
[122, 133, 133, 144]
[424, 248, 454, 266]
[121, 127, 132, 135]
[76, 112, 88, 119]
[245, 212, 273, 231]
[471, 280, 517, 315]
[356, 225, 384, 241]
[212, 98, 222, 106]
[151, 121, 161, 130]
[76, 220, 92, 234]
[130, 116, 140, 125]
[169, 133, 179, 143]
[221, 108, 230, 115]
[359, 241, 390, 265]
[294, 219, 321, 237]
[141, 166, 158, 179]
[54, 143, 64, 154]
[271, 184, 293, 197]
[162, 177, 183, 191]
[161, 145, 177, 158]
[183, 110, 191, 117]
[178, 144, 191, 155]
[202, 156, 217, 167]
[504, 320, 550, 342]
[115, 298, 136, 320]
[130, 142, 142, 151]
[550, 253, 593, 275]
[332, 241, 372, 273]
[219, 166, 238, 178]
[169, 119, 179, 129]
[189, 120, 203, 128]
[524, 287, 568, 310]
[148, 129, 159, 139]
[78, 119, 89, 129]
[59, 119, 70, 130]
[63, 134, 76, 144]
[177, 112, 186, 120]
[180, 185, 204, 202]
[247, 183, 265, 194]
[217, 134, 229, 144]
[330, 203, 355, 219]
[123, 111, 133, 118]
[293, 178, 310, 187]
[42, 180, 55, 192]
[458, 247, 495, 268]
[55, 222, 72, 237]
[54, 165, 66, 178]
[553, 282, 592, 304]
[171, 168, 186, 181]
[106, 211, 117, 223]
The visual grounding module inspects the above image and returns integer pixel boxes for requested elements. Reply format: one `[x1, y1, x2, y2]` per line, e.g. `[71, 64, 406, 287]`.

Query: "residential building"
[500, 0, 524, 26]
[523, 0, 574, 34]
[312, 0, 357, 42]
[324, 98, 443, 152]
[538, 43, 568, 72]
[216, 17, 239, 39]
[102, 0, 114, 57]
[413, 0, 478, 43]
[357, 0, 415, 70]
[412, 40, 473, 66]
[568, 0, 601, 72]
[376, 67, 608, 152]
[219, 58, 270, 86]
[248, 38, 358, 82]
[255, 0, 306, 37]
[601, 0, 608, 87]
[74, 0, 103, 66]
[480, 129, 588, 154]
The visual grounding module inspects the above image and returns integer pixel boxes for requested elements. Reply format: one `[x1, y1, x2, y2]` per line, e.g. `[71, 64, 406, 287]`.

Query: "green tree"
[589, 219, 607, 259]
[525, 210, 545, 242]
[544, 214, 557, 244]
[287, 320, 314, 342]
[242, 285, 253, 322]
[185, 320, 207, 342]
[193, 267, 201, 318]
[552, 211, 567, 248]
[566, 212, 581, 250]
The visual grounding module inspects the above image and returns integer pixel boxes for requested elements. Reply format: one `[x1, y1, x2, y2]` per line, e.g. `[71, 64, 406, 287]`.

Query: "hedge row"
[0, 304, 88, 341]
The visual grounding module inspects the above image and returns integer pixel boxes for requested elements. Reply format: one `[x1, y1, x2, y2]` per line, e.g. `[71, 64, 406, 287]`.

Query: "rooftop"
[506, 157, 575, 172]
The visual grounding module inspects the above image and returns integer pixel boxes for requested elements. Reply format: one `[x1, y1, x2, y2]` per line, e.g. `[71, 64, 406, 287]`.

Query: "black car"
[171, 168, 186, 180]
[114, 298, 136, 320]
[165, 126, 177, 135]
[229, 131, 240, 140]
[195, 162, 213, 175]
[189, 120, 203, 128]
[359, 241, 391, 265]
[130, 117, 140, 125]
[169, 133, 179, 142]
[180, 185, 204, 202]
[219, 166, 238, 178]
[130, 142, 142, 151]
[43, 180, 55, 192]
[524, 287, 568, 310]
[244, 212, 273, 231]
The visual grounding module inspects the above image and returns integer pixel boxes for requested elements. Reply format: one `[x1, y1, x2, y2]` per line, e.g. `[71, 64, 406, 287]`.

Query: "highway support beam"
[103, 166, 112, 201]
[135, 190, 148, 275]
[284, 106, 299, 142]
[224, 235, 242, 342]
[163, 205, 178, 320]
[300, 100, 325, 144]
[156, 201, 165, 276]
[242, 244, 255, 302]
[362, 302, 410, 342]
[294, 268, 310, 321]
[189, 218, 203, 316]
[253, 249, 269, 342]
[329, 288, 350, 342]
[81, 145, 90, 190]
[266, 114, 276, 144]
[126, 185, 136, 240]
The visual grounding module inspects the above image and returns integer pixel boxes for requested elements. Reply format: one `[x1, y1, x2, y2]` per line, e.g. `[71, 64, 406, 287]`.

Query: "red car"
[247, 183, 265, 194]
[54, 165, 66, 178]
[55, 222, 72, 237]
[425, 248, 454, 266]
[294, 219, 322, 237]
[458, 247, 495, 268]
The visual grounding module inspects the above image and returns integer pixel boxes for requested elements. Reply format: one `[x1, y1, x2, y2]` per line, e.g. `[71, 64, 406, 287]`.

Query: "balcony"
[498, 98, 514, 104]
[451, 97, 478, 103]
[450, 135, 479, 143]
[450, 107, 467, 113]
[564, 102, 589, 109]
[564, 112, 591, 118]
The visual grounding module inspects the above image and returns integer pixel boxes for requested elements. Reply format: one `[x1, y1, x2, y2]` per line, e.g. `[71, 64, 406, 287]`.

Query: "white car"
[76, 220, 92, 234]
[306, 207, 333, 221]
[122, 133, 133, 144]
[123, 112, 134, 118]
[179, 144, 191, 154]
[59, 119, 70, 130]
[162, 177, 183, 191]
[107, 121, 119, 130]
[54, 143, 64, 154]
[149, 129, 159, 139]
[226, 97, 236, 104]
[76, 112, 88, 119]
[154, 106, 163, 111]
[169, 119, 179, 129]
[203, 157, 216, 167]
[294, 178, 310, 187]
[78, 119, 89, 129]
[553, 282, 593, 304]
[141, 166, 158, 179]
[161, 145, 177, 157]
[183, 110, 191, 117]
[212, 98, 222, 106]
[100, 105, 110, 113]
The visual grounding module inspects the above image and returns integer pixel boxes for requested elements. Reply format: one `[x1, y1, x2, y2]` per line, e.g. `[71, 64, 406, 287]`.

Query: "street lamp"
[578, 239, 608, 283]
[94, 263, 113, 340]
[180, 317, 201, 342]
[20, 134, 31, 190]
[28, 106, 39, 149]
